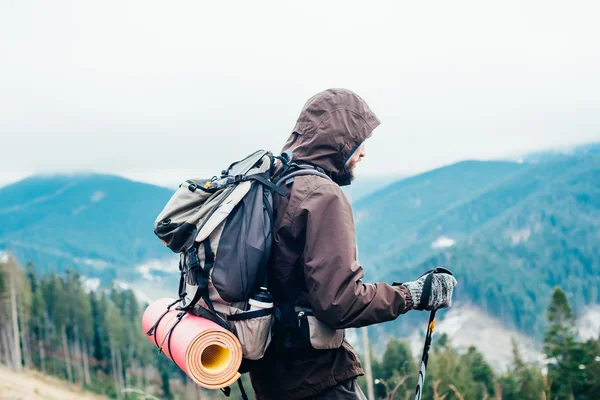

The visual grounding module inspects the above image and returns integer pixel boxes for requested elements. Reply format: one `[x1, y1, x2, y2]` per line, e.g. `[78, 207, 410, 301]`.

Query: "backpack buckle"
[234, 174, 243, 183]
[187, 248, 200, 270]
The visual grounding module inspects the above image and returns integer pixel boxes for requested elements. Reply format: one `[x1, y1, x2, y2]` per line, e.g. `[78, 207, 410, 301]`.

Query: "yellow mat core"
[201, 344, 231, 372]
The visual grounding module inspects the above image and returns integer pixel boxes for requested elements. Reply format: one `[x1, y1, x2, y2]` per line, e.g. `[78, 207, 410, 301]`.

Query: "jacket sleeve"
[294, 182, 413, 329]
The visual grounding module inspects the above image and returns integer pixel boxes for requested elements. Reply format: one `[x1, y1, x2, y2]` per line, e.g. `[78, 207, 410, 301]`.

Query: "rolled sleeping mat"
[142, 298, 242, 390]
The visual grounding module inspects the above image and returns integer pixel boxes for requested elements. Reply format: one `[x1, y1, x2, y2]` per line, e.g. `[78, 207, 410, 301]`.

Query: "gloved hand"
[400, 268, 457, 311]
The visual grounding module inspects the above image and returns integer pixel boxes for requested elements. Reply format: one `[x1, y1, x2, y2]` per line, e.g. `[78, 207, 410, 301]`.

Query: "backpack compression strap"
[179, 242, 231, 330]
[242, 174, 287, 196]
[222, 172, 287, 196]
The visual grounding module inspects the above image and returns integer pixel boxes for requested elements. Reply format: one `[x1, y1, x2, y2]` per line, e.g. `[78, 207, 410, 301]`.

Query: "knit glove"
[400, 268, 457, 311]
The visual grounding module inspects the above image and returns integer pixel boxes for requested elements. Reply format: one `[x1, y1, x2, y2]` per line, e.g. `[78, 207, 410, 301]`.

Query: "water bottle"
[249, 287, 274, 312]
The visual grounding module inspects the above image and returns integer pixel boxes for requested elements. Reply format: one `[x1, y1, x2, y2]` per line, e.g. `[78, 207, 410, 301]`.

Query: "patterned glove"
[401, 268, 457, 311]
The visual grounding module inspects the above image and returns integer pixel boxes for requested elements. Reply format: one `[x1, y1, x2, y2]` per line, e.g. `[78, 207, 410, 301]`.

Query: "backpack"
[147, 149, 329, 382]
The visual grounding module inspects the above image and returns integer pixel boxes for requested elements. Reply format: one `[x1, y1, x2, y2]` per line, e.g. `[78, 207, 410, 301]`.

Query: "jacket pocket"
[296, 307, 344, 350]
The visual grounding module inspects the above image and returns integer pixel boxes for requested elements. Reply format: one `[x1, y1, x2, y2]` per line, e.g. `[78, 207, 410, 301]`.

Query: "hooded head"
[282, 88, 381, 186]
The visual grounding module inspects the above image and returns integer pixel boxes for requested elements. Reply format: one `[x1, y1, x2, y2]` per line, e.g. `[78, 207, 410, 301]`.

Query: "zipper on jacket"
[297, 311, 305, 328]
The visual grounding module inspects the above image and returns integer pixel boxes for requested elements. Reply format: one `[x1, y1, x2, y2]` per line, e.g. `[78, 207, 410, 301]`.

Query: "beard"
[346, 162, 357, 182]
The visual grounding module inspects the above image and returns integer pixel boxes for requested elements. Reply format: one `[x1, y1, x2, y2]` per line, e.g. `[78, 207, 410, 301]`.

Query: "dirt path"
[0, 365, 108, 400]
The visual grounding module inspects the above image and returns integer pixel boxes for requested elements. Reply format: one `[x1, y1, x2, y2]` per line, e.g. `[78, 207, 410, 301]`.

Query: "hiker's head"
[282, 89, 380, 186]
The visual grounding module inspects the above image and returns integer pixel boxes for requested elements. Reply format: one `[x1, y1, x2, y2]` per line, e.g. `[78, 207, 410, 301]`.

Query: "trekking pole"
[414, 267, 453, 400]
[414, 308, 436, 400]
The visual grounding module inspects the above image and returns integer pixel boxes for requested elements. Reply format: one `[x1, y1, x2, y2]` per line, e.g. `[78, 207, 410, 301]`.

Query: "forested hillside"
[355, 154, 600, 337]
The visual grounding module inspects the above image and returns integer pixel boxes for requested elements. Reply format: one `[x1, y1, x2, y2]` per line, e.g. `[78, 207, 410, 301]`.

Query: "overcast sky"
[1, 1, 599, 188]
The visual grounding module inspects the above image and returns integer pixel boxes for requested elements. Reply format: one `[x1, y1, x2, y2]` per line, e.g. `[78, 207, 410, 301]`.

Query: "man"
[250, 89, 457, 399]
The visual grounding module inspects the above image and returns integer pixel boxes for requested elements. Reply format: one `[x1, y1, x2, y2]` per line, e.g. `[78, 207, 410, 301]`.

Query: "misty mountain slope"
[0, 174, 174, 280]
[358, 155, 600, 337]
[354, 160, 531, 270]
[1, 147, 598, 341]
[520, 141, 600, 164]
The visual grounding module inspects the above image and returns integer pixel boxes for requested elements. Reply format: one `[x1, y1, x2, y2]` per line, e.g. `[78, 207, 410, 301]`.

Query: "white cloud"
[136, 257, 179, 281]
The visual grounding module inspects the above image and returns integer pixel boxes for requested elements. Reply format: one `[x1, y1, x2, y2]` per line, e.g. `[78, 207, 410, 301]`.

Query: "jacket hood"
[282, 89, 381, 186]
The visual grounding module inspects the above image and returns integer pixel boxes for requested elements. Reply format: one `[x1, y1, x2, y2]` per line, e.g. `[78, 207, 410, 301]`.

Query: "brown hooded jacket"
[250, 89, 413, 399]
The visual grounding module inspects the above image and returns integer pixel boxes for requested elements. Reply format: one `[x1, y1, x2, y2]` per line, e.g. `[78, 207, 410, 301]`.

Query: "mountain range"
[355, 152, 600, 340]
[1, 142, 599, 354]
[0, 173, 174, 283]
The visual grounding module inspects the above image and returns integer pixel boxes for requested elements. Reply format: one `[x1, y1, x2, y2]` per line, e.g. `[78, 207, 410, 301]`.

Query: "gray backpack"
[146, 150, 329, 365]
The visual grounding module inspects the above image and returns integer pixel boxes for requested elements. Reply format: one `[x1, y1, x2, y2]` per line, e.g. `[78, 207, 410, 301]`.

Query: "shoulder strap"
[273, 165, 332, 332]
[275, 167, 332, 186]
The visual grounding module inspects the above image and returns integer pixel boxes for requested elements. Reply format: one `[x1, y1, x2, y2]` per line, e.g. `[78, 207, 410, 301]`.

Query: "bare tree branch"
[448, 384, 465, 400]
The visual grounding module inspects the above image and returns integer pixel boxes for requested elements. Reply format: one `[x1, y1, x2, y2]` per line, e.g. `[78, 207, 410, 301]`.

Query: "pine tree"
[460, 346, 495, 398]
[26, 263, 47, 371]
[504, 338, 545, 400]
[578, 337, 600, 399]
[16, 263, 33, 369]
[105, 301, 126, 398]
[42, 271, 72, 380]
[63, 270, 93, 385]
[6, 257, 23, 370]
[380, 339, 417, 391]
[422, 334, 479, 400]
[91, 290, 111, 370]
[544, 287, 578, 399]
[368, 338, 417, 399]
[0, 260, 11, 367]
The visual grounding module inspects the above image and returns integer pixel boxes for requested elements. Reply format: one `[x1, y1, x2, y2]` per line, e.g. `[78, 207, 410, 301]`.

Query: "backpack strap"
[271, 165, 335, 350]
[177, 255, 187, 302]
[275, 167, 331, 186]
[238, 378, 249, 400]
[241, 173, 287, 196]
[180, 241, 231, 330]
[145, 297, 183, 344]
[178, 243, 203, 311]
